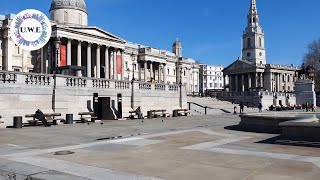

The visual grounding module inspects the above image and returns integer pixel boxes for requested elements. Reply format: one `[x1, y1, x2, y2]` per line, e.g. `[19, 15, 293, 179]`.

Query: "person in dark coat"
[239, 102, 244, 114]
[135, 107, 144, 119]
[34, 109, 50, 127]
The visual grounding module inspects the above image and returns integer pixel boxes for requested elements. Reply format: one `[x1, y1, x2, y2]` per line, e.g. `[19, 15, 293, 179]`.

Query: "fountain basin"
[239, 112, 320, 133]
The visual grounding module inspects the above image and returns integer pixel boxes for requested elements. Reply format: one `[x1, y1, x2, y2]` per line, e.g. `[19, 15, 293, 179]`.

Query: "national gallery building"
[0, 0, 200, 94]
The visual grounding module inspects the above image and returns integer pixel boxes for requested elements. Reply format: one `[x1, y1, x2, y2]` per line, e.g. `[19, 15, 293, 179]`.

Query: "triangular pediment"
[59, 25, 126, 43]
[223, 60, 257, 74]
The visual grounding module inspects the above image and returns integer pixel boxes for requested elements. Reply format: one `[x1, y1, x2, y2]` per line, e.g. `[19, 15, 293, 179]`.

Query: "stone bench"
[25, 113, 64, 126]
[78, 112, 97, 123]
[279, 118, 320, 139]
[147, 110, 168, 119]
[174, 109, 190, 116]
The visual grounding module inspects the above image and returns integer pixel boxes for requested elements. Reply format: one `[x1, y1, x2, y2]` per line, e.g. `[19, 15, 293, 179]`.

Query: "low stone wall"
[0, 71, 186, 128]
[279, 118, 320, 139]
[239, 112, 320, 133]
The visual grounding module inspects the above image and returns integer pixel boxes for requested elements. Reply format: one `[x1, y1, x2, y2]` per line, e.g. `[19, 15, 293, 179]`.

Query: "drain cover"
[54, 151, 75, 155]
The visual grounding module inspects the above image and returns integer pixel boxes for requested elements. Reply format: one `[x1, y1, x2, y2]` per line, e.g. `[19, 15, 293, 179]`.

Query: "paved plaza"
[0, 115, 319, 180]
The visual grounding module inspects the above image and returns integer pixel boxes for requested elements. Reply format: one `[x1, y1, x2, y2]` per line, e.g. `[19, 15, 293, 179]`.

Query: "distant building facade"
[223, 0, 299, 94]
[0, 0, 200, 94]
[199, 64, 227, 94]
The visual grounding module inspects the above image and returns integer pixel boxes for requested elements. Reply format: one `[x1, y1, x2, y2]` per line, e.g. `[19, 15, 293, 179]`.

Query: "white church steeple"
[242, 0, 266, 65]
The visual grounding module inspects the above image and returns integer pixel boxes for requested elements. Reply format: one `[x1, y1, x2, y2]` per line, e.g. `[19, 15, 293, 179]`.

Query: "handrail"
[187, 102, 213, 115]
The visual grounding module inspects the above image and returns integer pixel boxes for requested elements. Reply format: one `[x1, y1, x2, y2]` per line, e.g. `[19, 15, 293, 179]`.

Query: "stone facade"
[0, 71, 185, 128]
[223, 0, 300, 94]
[0, 0, 200, 94]
[199, 64, 227, 94]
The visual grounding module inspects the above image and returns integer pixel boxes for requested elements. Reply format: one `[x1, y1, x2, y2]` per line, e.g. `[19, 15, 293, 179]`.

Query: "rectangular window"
[167, 68, 170, 75]
[210, 83, 213, 88]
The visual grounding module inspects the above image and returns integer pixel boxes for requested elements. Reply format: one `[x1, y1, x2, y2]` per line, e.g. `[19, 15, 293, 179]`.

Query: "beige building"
[223, 0, 299, 93]
[0, 0, 200, 94]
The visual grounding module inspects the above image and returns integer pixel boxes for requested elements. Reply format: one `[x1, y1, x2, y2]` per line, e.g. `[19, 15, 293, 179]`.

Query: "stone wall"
[216, 91, 296, 109]
[0, 71, 185, 128]
[295, 80, 316, 106]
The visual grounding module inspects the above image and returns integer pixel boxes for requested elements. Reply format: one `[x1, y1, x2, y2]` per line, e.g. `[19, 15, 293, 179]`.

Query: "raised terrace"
[0, 70, 186, 128]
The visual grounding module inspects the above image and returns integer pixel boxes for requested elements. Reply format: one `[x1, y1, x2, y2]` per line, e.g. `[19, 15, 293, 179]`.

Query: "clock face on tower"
[259, 52, 263, 56]
[247, 53, 251, 57]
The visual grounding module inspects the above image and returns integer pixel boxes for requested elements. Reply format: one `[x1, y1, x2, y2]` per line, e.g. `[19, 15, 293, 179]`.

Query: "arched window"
[259, 37, 262, 47]
[63, 11, 68, 23]
[253, 18, 256, 23]
[79, 13, 82, 24]
[247, 38, 251, 48]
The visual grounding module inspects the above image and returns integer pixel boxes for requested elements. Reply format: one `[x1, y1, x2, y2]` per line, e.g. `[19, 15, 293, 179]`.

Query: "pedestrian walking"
[258, 103, 263, 113]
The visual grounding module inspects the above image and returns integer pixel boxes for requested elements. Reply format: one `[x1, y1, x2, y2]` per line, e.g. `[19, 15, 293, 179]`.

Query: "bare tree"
[303, 38, 320, 92]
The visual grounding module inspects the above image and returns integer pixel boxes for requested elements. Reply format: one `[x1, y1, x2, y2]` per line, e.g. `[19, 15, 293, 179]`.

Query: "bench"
[174, 109, 190, 116]
[129, 110, 139, 119]
[148, 110, 168, 119]
[78, 112, 97, 123]
[25, 113, 64, 126]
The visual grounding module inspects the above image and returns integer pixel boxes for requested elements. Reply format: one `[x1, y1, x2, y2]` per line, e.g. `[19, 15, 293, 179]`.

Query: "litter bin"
[173, 110, 178, 117]
[66, 114, 73, 124]
[147, 111, 153, 119]
[13, 116, 22, 128]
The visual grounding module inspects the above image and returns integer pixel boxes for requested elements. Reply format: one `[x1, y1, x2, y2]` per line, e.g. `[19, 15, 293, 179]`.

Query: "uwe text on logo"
[10, 9, 52, 51]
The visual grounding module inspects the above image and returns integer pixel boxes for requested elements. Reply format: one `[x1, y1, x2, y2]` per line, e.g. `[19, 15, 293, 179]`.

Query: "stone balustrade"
[0, 71, 17, 83]
[139, 82, 152, 90]
[155, 84, 166, 91]
[168, 84, 179, 91]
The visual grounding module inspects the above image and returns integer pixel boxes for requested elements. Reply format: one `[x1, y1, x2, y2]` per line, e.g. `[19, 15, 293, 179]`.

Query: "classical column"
[138, 62, 142, 81]
[144, 61, 147, 82]
[284, 74, 287, 92]
[248, 74, 252, 90]
[241, 74, 245, 92]
[223, 75, 226, 90]
[40, 48, 44, 73]
[259, 73, 263, 88]
[150, 62, 153, 80]
[96, 45, 101, 78]
[121, 50, 124, 80]
[87, 43, 92, 77]
[67, 39, 72, 66]
[163, 63, 166, 84]
[54, 38, 61, 67]
[77, 41, 82, 76]
[113, 48, 117, 80]
[235, 75, 239, 92]
[105, 46, 109, 79]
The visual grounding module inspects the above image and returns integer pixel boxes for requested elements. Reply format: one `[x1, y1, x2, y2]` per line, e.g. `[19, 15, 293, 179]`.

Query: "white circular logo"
[10, 9, 52, 51]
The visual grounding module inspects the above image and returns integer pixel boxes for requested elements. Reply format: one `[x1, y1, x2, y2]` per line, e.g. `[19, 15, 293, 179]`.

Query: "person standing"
[239, 102, 244, 114]
[258, 103, 263, 113]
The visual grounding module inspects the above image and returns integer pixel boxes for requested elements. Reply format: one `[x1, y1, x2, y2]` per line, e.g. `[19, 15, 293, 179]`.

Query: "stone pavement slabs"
[160, 162, 252, 180]
[0, 115, 319, 179]
[243, 160, 320, 180]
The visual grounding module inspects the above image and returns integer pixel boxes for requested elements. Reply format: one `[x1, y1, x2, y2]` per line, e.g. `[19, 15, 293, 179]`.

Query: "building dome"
[50, 0, 88, 26]
[172, 38, 181, 47]
[50, 0, 87, 13]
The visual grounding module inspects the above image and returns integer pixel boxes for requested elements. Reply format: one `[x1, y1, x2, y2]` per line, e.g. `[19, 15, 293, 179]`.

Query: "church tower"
[172, 38, 182, 58]
[242, 0, 266, 65]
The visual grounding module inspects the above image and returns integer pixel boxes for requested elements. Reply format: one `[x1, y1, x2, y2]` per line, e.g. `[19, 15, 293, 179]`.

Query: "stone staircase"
[187, 97, 259, 115]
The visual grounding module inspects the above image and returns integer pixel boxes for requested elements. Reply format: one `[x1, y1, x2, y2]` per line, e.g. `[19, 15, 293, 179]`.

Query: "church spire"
[242, 0, 266, 65]
[247, 0, 259, 28]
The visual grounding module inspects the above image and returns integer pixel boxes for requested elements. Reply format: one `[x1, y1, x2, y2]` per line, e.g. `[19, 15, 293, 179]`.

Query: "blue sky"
[1, 0, 319, 67]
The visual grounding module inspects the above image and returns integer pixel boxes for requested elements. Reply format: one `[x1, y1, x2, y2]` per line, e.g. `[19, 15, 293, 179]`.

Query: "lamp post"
[131, 53, 136, 109]
[177, 58, 183, 108]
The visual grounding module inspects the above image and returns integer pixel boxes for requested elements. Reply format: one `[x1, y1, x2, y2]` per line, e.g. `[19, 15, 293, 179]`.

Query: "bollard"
[13, 116, 22, 128]
[147, 111, 152, 119]
[173, 110, 178, 117]
[66, 114, 73, 124]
